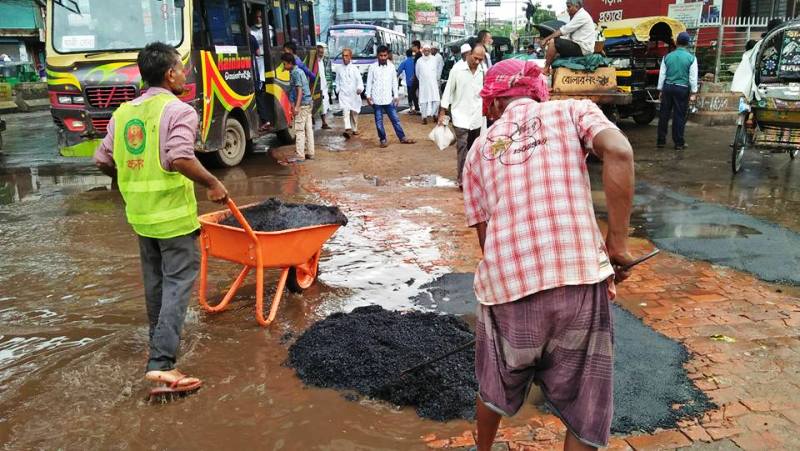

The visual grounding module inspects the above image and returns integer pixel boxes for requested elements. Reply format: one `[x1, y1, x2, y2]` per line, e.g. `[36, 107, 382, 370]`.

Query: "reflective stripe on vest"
[112, 93, 200, 239]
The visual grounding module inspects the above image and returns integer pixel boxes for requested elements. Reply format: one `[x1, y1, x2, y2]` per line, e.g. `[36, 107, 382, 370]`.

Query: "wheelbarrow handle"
[226, 198, 258, 241]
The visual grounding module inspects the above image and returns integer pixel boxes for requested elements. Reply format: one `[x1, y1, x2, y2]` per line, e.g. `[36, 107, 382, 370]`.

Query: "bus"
[46, 0, 321, 167]
[327, 24, 407, 85]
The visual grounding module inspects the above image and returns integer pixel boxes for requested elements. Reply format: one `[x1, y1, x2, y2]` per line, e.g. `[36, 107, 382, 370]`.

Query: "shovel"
[398, 338, 475, 377]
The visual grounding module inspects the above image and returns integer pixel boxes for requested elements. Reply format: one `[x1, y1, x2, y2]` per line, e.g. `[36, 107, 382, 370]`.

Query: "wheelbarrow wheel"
[287, 251, 321, 293]
[732, 124, 746, 174]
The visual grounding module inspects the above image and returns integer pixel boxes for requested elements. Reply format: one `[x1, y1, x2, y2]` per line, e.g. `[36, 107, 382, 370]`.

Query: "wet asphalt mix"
[219, 198, 348, 232]
[288, 272, 714, 433]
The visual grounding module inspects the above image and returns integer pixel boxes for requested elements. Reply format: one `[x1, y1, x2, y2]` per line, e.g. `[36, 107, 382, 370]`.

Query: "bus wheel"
[633, 104, 657, 125]
[214, 118, 246, 167]
[276, 127, 296, 145]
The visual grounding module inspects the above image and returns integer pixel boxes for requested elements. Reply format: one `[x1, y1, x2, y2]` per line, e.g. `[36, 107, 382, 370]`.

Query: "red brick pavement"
[422, 246, 800, 450]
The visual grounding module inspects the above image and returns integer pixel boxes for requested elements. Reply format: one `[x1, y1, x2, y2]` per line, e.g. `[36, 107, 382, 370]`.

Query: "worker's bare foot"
[145, 369, 201, 388]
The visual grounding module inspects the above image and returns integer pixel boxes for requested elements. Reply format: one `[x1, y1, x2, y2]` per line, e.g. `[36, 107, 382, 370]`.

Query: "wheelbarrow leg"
[256, 267, 289, 327]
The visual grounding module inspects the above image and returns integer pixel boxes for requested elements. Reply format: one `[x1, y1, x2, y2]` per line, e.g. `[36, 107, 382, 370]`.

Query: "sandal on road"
[400, 138, 416, 144]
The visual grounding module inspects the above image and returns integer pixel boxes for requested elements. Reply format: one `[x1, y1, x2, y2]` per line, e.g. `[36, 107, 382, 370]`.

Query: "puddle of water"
[403, 174, 458, 188]
[645, 223, 762, 239]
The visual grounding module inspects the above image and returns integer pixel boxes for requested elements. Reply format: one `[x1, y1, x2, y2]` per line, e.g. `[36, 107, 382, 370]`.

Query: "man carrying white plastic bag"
[429, 116, 456, 151]
[438, 44, 487, 189]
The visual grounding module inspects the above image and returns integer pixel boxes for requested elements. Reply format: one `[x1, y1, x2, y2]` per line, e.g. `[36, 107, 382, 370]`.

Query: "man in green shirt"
[657, 32, 698, 150]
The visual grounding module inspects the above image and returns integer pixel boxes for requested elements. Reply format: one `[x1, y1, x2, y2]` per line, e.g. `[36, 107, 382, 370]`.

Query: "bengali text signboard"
[668, 2, 703, 29]
[415, 11, 438, 25]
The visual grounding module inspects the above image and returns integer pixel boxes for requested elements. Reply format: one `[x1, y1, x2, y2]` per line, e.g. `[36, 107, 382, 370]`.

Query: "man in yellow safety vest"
[94, 42, 228, 398]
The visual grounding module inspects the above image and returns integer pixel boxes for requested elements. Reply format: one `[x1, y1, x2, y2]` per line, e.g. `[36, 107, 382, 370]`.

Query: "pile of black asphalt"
[412, 273, 715, 433]
[286, 305, 477, 421]
[220, 198, 348, 232]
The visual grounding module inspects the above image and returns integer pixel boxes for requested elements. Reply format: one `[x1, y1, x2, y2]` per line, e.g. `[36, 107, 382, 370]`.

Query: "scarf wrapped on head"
[479, 59, 550, 115]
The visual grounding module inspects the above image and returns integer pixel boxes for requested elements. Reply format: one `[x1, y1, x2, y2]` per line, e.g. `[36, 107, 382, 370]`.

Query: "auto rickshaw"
[602, 16, 687, 124]
[731, 19, 800, 174]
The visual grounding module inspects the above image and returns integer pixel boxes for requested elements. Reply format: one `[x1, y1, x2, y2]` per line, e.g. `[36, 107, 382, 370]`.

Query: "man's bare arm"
[95, 161, 117, 179]
[172, 158, 228, 203]
[473, 221, 487, 254]
[592, 128, 635, 281]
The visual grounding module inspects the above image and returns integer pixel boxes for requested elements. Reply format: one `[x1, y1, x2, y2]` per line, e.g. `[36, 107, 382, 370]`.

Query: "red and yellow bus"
[46, 0, 321, 167]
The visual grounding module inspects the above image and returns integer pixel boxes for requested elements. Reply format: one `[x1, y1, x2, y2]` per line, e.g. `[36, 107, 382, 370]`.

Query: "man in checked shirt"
[462, 59, 636, 450]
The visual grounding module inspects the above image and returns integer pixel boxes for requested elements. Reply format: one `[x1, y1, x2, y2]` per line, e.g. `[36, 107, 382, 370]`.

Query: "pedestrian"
[397, 49, 416, 111]
[656, 31, 698, 151]
[409, 40, 422, 115]
[335, 47, 364, 140]
[415, 43, 441, 125]
[93, 42, 229, 398]
[477, 30, 494, 69]
[432, 44, 445, 80]
[249, 10, 271, 132]
[365, 45, 416, 148]
[462, 58, 635, 451]
[316, 43, 331, 129]
[283, 52, 314, 163]
[283, 41, 316, 84]
[438, 44, 486, 189]
[540, 0, 596, 75]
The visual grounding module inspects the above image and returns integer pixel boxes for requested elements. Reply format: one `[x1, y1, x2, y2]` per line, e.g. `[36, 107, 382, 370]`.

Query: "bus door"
[245, 0, 273, 128]
[193, 0, 258, 157]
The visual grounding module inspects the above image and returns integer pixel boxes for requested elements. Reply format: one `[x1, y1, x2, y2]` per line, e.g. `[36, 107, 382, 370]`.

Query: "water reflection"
[0, 167, 110, 205]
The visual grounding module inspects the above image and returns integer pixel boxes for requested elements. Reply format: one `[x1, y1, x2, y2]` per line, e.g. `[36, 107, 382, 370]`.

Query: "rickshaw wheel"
[790, 148, 798, 160]
[287, 251, 321, 293]
[732, 124, 747, 174]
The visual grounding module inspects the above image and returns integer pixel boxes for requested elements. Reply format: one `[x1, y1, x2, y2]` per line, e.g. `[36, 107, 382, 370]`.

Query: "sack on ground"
[428, 122, 455, 151]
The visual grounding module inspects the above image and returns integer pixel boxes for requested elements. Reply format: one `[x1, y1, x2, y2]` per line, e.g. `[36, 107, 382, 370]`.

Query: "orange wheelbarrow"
[198, 199, 343, 327]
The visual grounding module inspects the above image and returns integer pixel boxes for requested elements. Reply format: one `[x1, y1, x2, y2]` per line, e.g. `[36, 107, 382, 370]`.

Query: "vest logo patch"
[124, 119, 146, 155]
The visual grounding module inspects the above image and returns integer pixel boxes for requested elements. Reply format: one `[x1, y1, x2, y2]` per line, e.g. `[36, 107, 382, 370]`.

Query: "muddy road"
[1, 110, 799, 449]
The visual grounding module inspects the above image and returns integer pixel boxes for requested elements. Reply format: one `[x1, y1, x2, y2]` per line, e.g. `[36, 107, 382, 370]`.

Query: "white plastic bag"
[428, 118, 455, 151]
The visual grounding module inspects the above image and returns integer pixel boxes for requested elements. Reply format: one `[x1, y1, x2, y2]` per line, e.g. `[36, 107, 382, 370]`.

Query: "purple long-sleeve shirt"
[93, 87, 198, 171]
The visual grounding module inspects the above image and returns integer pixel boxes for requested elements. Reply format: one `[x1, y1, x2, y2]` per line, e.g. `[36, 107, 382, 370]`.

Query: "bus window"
[192, 0, 209, 49]
[205, 0, 247, 48]
[300, 2, 314, 46]
[269, 2, 283, 47]
[373, 0, 386, 11]
[285, 1, 300, 44]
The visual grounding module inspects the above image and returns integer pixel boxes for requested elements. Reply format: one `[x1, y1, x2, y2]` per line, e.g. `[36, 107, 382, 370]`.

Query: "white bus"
[328, 24, 407, 85]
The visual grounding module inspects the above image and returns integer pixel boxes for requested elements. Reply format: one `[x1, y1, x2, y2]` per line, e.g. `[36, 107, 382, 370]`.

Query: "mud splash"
[287, 305, 477, 421]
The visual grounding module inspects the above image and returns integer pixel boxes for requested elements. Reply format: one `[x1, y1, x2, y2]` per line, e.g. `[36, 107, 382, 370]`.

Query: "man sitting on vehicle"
[541, 0, 596, 75]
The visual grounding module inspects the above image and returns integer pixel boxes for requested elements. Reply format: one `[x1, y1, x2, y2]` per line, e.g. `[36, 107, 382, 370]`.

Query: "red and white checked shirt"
[463, 98, 616, 306]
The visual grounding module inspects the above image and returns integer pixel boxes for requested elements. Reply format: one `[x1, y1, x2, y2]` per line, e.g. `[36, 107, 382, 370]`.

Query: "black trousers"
[409, 77, 419, 111]
[657, 83, 690, 146]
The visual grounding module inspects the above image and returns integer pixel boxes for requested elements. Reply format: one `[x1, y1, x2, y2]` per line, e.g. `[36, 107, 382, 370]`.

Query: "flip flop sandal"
[148, 377, 203, 401]
[400, 139, 416, 144]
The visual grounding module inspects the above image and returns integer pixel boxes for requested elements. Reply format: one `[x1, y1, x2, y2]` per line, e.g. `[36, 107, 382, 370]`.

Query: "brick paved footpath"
[420, 240, 800, 450]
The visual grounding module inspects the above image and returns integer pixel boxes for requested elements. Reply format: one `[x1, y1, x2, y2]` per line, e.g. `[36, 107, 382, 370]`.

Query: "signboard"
[451, 15, 465, 29]
[779, 29, 800, 78]
[668, 2, 703, 29]
[415, 11, 438, 24]
[552, 67, 617, 93]
[485, 0, 501, 6]
[675, 0, 722, 25]
[411, 23, 424, 32]
[598, 9, 623, 21]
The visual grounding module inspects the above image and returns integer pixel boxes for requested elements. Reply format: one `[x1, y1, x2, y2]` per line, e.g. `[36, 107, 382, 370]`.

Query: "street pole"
[714, 0, 724, 83]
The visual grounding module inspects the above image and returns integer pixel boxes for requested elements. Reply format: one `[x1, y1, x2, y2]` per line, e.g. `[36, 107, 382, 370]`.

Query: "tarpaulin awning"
[0, 1, 40, 30]
[601, 16, 686, 43]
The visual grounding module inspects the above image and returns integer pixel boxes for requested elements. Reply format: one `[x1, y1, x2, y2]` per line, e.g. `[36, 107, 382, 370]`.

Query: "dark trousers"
[657, 83, 690, 146]
[138, 232, 199, 372]
[373, 103, 406, 142]
[454, 126, 481, 185]
[409, 77, 420, 111]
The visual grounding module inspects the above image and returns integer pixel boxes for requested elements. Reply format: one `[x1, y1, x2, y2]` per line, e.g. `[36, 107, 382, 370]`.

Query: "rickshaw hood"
[601, 16, 687, 43]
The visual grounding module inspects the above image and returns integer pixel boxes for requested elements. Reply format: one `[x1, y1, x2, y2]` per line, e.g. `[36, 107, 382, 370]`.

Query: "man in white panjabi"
[335, 47, 364, 140]
[415, 43, 441, 125]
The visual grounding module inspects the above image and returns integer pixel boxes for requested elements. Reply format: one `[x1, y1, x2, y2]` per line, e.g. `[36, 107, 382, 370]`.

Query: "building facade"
[335, 0, 410, 34]
[0, 0, 45, 67]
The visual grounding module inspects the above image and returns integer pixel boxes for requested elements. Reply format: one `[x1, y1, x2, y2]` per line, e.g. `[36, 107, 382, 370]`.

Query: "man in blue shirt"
[283, 53, 314, 164]
[657, 31, 698, 151]
[397, 49, 416, 111]
[283, 41, 316, 83]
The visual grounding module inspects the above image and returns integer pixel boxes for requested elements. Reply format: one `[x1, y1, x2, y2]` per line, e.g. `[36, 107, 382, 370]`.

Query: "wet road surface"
[0, 112, 798, 448]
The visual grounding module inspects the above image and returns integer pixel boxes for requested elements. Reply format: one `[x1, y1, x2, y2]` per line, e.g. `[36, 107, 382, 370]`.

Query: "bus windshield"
[52, 0, 184, 54]
[329, 29, 377, 59]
